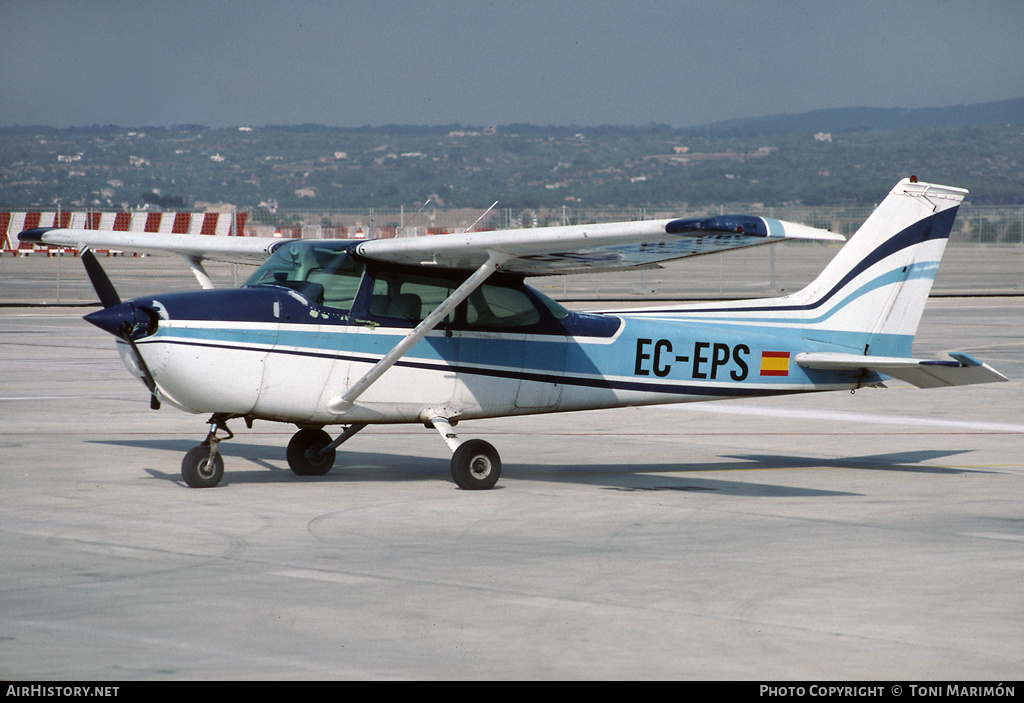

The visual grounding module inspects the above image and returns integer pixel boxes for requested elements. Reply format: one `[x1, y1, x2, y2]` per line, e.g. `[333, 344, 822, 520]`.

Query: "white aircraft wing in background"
[17, 228, 281, 264]
[18, 228, 285, 288]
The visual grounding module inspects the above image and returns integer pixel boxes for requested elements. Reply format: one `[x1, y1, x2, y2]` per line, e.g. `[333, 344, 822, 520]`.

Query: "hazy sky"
[3, 0, 1023, 128]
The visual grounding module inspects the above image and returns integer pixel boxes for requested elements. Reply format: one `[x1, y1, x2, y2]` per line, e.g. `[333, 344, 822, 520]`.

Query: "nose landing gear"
[180, 415, 233, 488]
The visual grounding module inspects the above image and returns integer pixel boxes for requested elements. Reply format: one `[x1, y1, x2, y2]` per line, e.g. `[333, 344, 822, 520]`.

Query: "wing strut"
[326, 252, 508, 415]
[182, 255, 215, 290]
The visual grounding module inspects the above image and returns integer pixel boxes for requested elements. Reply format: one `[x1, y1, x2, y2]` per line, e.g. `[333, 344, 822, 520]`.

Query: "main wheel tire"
[450, 439, 501, 490]
[181, 445, 225, 488]
[287, 428, 336, 476]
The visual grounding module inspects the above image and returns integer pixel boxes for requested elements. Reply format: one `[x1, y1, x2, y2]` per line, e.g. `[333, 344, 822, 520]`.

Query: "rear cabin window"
[368, 270, 543, 329]
[465, 285, 540, 328]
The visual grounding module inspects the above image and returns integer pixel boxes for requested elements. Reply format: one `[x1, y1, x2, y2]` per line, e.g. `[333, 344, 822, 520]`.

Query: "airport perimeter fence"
[236, 202, 1024, 245]
[2, 203, 1023, 304]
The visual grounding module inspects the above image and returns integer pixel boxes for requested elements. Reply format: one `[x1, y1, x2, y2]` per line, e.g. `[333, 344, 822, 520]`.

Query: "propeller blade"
[80, 248, 121, 308]
[117, 322, 161, 410]
[76, 252, 159, 409]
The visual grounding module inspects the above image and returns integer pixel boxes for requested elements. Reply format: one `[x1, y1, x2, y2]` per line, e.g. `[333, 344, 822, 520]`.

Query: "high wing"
[355, 215, 843, 275]
[18, 227, 285, 288]
[21, 213, 843, 279]
[18, 228, 281, 265]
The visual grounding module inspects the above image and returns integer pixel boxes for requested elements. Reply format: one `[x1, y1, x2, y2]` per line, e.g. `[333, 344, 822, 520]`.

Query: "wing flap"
[18, 227, 283, 265]
[795, 351, 1008, 388]
[357, 216, 843, 275]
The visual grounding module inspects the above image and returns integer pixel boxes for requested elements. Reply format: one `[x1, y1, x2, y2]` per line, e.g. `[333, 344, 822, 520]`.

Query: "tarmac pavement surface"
[1, 253, 1022, 680]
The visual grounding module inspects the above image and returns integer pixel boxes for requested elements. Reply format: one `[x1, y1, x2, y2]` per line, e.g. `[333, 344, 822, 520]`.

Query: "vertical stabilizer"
[791, 179, 967, 357]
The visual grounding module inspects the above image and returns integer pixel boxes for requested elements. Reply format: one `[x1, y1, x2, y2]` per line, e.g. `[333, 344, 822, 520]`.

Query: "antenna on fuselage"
[464, 201, 498, 234]
[395, 198, 431, 238]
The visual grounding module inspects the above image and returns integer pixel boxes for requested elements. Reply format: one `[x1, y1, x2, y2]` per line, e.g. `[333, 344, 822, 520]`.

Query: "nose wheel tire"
[287, 428, 337, 476]
[181, 445, 225, 488]
[450, 439, 501, 490]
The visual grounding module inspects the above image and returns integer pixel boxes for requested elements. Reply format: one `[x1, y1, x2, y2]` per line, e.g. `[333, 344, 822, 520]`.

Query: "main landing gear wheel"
[181, 445, 225, 488]
[451, 439, 501, 490]
[287, 428, 336, 476]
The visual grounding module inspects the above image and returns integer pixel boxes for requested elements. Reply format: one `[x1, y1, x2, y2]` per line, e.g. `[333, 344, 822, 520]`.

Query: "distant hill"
[683, 97, 1024, 138]
[2, 98, 1023, 209]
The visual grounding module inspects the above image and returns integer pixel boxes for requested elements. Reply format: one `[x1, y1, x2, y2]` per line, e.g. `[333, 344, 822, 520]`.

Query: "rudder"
[792, 178, 967, 357]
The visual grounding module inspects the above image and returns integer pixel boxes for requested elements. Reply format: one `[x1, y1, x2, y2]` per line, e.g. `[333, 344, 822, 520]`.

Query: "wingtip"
[17, 227, 58, 244]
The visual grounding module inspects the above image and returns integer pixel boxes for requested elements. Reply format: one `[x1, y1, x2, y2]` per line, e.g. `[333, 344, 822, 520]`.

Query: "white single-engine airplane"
[20, 178, 1007, 489]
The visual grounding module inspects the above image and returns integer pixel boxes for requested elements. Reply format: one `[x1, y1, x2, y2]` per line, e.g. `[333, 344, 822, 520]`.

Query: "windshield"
[245, 241, 365, 311]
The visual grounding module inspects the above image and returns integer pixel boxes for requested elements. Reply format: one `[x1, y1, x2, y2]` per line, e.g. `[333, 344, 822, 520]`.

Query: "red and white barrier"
[2, 211, 249, 254]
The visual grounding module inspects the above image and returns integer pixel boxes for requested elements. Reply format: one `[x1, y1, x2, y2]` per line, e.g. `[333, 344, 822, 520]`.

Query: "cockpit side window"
[365, 267, 547, 330]
[369, 272, 457, 324]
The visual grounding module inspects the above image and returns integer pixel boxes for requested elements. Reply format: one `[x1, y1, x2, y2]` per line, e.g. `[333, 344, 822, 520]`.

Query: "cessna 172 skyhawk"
[20, 178, 1006, 490]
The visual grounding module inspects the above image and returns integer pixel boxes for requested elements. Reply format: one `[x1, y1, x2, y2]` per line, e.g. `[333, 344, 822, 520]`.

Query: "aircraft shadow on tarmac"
[91, 438, 982, 497]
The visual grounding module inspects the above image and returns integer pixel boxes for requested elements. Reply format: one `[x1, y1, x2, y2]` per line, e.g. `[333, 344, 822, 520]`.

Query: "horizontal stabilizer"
[795, 351, 1008, 389]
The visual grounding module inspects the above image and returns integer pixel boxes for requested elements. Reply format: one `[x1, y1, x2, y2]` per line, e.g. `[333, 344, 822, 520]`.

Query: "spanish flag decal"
[760, 351, 790, 377]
